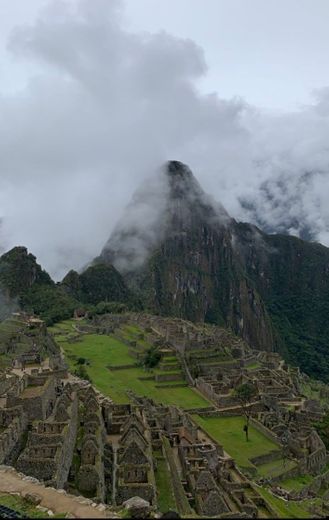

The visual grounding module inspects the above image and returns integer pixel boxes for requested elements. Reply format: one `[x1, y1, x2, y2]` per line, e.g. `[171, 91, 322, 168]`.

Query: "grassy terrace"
[50, 320, 210, 409]
[192, 415, 279, 470]
[256, 459, 297, 478]
[154, 455, 176, 513]
[256, 486, 318, 519]
[280, 474, 313, 492]
[246, 361, 262, 370]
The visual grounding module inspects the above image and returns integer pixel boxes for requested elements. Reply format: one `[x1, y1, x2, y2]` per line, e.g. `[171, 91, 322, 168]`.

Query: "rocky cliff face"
[97, 161, 329, 380]
[98, 161, 275, 352]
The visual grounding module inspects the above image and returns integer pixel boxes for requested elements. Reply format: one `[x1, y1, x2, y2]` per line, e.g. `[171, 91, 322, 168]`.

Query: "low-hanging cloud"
[1, 0, 329, 280]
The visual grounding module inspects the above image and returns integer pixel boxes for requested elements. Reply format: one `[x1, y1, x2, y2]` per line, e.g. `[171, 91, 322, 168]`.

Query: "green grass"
[86, 365, 209, 407]
[246, 362, 261, 370]
[256, 459, 297, 478]
[58, 333, 134, 368]
[119, 324, 151, 349]
[58, 325, 210, 408]
[0, 493, 66, 518]
[48, 319, 76, 333]
[192, 415, 279, 469]
[256, 486, 316, 518]
[154, 457, 177, 512]
[161, 356, 177, 363]
[280, 474, 314, 492]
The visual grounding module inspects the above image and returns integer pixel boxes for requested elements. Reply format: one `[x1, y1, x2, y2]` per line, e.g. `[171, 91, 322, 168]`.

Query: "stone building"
[116, 411, 156, 505]
[16, 383, 78, 487]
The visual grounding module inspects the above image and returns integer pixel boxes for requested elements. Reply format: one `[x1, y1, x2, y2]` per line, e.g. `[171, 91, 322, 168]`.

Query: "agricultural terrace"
[256, 486, 322, 519]
[192, 415, 295, 476]
[49, 319, 210, 409]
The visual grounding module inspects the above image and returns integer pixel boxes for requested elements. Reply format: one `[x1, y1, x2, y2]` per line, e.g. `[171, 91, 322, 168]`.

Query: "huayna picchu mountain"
[2, 160, 329, 381]
[97, 160, 329, 381]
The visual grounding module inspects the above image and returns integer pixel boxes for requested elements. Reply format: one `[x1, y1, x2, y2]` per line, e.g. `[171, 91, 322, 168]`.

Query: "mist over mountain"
[100, 161, 230, 273]
[1, 0, 329, 279]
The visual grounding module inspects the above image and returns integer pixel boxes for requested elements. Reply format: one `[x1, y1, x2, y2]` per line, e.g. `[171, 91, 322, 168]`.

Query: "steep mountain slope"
[234, 224, 329, 378]
[0, 246, 78, 325]
[99, 161, 275, 352]
[61, 263, 140, 308]
[97, 161, 329, 381]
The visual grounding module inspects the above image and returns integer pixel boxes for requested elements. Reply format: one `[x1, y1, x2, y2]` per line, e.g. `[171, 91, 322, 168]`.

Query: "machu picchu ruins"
[1, 310, 329, 518]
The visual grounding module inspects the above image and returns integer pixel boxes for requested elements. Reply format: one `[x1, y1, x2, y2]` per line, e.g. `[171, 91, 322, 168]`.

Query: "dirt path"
[0, 468, 114, 518]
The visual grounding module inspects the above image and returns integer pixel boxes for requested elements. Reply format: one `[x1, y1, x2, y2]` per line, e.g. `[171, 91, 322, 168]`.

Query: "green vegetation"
[0, 246, 78, 326]
[252, 233, 329, 381]
[246, 361, 261, 370]
[61, 332, 135, 368]
[21, 285, 77, 326]
[256, 459, 297, 478]
[192, 415, 278, 469]
[154, 456, 176, 512]
[280, 474, 313, 492]
[74, 363, 92, 382]
[93, 301, 128, 315]
[234, 382, 258, 441]
[162, 436, 193, 516]
[61, 264, 141, 310]
[256, 485, 316, 519]
[0, 493, 65, 518]
[139, 346, 161, 369]
[55, 320, 210, 408]
[0, 247, 142, 327]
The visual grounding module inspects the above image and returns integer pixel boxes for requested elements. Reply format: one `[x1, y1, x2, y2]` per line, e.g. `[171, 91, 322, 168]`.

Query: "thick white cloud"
[1, 0, 329, 279]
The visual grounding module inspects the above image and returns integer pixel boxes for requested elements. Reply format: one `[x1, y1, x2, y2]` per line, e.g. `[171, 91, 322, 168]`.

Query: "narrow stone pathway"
[0, 467, 115, 518]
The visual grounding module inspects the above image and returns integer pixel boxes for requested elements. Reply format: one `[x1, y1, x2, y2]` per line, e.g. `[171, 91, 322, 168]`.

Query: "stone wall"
[162, 435, 192, 515]
[249, 418, 282, 446]
[16, 387, 78, 487]
[54, 392, 79, 488]
[306, 446, 327, 474]
[16, 458, 58, 481]
[0, 408, 28, 464]
[250, 449, 283, 467]
[16, 376, 57, 421]
[77, 390, 105, 501]
[155, 373, 182, 382]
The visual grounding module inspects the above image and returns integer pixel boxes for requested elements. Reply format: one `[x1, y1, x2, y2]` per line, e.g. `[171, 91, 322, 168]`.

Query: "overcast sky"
[1, 0, 329, 279]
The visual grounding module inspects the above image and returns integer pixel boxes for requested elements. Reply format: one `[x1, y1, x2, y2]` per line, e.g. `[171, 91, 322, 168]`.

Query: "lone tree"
[235, 382, 257, 441]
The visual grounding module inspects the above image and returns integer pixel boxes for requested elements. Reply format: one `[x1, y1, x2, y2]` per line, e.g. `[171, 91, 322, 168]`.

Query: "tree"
[235, 382, 257, 441]
[139, 346, 161, 370]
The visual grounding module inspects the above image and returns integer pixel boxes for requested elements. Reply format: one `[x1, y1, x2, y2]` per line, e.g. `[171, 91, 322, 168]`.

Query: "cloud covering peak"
[1, 0, 329, 279]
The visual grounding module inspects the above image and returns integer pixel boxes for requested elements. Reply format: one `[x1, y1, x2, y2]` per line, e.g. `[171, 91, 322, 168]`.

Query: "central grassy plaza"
[50, 320, 210, 409]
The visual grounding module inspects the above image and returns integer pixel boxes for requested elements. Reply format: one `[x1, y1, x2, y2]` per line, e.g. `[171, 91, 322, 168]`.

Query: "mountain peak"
[164, 160, 204, 201]
[166, 160, 193, 179]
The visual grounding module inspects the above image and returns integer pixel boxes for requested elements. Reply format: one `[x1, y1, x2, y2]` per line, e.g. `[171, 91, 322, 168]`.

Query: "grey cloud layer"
[1, 0, 329, 279]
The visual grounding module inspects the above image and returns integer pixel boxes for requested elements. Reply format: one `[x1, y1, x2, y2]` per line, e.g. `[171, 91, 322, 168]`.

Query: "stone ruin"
[1, 310, 329, 517]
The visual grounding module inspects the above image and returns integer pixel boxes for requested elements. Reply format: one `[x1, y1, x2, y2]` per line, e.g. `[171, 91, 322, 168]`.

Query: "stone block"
[123, 496, 152, 518]
[23, 492, 42, 505]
